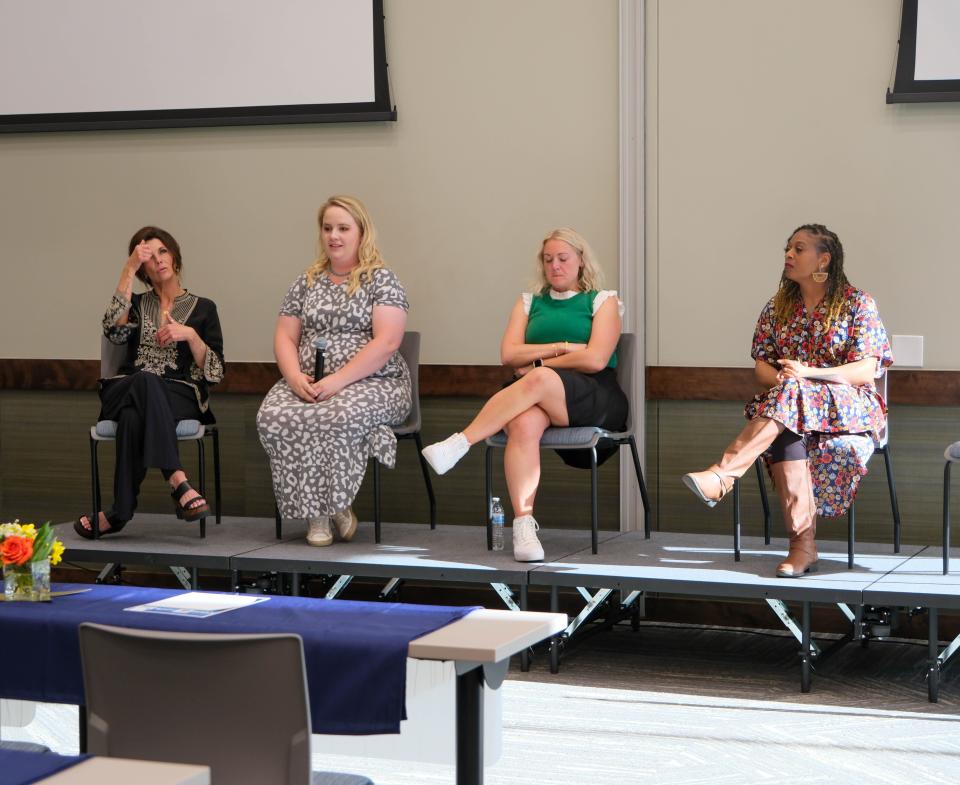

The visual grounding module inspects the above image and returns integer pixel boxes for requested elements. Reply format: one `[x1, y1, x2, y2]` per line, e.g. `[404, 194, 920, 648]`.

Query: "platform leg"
[520, 584, 531, 672]
[928, 606, 940, 703]
[456, 667, 484, 785]
[549, 585, 561, 674]
[800, 601, 812, 693]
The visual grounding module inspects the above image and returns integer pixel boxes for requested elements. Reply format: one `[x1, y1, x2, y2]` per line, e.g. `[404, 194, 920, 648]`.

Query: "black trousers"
[99, 372, 201, 522]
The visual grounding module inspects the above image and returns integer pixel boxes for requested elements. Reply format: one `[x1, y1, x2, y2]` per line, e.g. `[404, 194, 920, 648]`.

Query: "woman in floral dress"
[683, 224, 892, 577]
[257, 196, 411, 547]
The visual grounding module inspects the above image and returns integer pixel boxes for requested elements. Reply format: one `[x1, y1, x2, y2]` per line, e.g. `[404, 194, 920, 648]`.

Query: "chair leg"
[732, 478, 741, 562]
[847, 503, 855, 569]
[590, 446, 599, 554]
[627, 436, 651, 539]
[196, 439, 206, 539]
[879, 446, 902, 553]
[211, 428, 222, 525]
[373, 458, 382, 544]
[274, 502, 282, 540]
[485, 445, 494, 551]
[413, 432, 438, 529]
[755, 458, 772, 544]
[944, 461, 952, 576]
[90, 437, 101, 541]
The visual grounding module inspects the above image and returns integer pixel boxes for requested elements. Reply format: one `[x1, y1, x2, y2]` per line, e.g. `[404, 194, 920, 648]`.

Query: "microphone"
[313, 338, 328, 380]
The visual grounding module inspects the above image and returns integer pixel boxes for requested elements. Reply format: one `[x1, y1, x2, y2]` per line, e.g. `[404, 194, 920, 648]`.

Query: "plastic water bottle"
[491, 497, 505, 551]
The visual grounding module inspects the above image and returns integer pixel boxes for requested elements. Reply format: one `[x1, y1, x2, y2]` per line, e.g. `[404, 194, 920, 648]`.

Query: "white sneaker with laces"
[306, 517, 333, 547]
[331, 507, 358, 541]
[421, 432, 470, 475]
[512, 515, 544, 562]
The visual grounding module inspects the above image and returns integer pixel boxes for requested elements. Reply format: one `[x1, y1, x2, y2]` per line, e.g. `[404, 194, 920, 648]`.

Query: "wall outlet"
[891, 335, 923, 368]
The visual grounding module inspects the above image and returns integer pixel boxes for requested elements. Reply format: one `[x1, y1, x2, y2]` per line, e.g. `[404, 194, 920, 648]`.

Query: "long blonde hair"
[533, 228, 604, 293]
[305, 195, 385, 295]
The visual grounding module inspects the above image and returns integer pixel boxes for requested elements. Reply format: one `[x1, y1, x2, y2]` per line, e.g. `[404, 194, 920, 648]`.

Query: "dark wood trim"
[646, 366, 960, 406]
[3, 359, 959, 404]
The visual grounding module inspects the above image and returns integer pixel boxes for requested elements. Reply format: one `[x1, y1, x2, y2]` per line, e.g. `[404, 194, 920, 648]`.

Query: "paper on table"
[124, 592, 270, 618]
[803, 370, 850, 384]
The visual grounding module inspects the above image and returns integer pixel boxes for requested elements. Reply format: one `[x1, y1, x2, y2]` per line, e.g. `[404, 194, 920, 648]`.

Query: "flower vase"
[3, 560, 51, 601]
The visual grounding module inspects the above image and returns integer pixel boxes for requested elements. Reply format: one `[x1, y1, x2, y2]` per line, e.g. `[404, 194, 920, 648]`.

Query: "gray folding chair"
[79, 623, 373, 785]
[941, 442, 960, 575]
[273, 331, 437, 543]
[483, 333, 650, 554]
[732, 370, 901, 568]
[89, 335, 221, 538]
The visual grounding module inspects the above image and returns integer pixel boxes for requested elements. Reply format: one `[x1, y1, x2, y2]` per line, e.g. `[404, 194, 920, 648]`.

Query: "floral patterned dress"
[746, 286, 893, 517]
[256, 268, 411, 519]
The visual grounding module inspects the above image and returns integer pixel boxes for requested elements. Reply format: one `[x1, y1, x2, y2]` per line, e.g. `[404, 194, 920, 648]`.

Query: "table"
[0, 585, 564, 785]
[0, 748, 208, 785]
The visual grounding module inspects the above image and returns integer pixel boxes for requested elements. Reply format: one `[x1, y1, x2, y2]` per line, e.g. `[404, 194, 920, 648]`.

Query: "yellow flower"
[50, 539, 65, 566]
[20, 523, 37, 538]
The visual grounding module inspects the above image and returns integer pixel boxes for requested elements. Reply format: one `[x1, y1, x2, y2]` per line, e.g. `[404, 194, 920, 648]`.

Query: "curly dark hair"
[773, 223, 850, 328]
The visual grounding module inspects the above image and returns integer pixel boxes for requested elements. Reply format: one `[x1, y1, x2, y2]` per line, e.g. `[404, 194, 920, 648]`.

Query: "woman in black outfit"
[75, 226, 225, 538]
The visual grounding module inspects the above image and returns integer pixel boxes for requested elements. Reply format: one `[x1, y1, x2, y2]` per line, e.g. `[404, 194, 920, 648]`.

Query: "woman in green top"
[422, 228, 626, 562]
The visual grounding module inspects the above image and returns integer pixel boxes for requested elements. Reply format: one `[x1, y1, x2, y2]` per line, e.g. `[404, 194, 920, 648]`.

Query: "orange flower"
[1, 535, 33, 566]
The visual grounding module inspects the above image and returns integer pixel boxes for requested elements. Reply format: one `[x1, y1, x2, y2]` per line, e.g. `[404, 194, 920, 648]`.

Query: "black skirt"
[552, 367, 628, 469]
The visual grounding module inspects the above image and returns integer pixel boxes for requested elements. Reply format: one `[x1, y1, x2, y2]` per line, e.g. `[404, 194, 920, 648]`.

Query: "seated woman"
[257, 195, 411, 546]
[422, 228, 625, 562]
[75, 226, 224, 538]
[682, 223, 892, 577]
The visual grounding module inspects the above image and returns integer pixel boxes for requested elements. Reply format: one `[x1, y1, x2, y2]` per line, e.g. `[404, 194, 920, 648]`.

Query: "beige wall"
[646, 0, 960, 370]
[0, 1, 619, 364]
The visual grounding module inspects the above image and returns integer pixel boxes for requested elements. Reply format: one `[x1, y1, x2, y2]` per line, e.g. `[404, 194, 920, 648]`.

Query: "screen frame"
[0, 0, 396, 133]
[888, 0, 960, 104]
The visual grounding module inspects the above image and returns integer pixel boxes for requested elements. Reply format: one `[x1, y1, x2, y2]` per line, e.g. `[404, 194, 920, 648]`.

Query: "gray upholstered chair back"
[395, 331, 422, 435]
[100, 334, 126, 378]
[614, 333, 636, 435]
[80, 623, 314, 785]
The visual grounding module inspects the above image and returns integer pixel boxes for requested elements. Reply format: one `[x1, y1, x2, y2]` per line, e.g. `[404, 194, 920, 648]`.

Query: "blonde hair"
[533, 227, 604, 293]
[305, 195, 385, 295]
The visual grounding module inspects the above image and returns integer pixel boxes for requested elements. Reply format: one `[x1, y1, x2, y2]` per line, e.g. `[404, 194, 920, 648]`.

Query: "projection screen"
[888, 0, 960, 103]
[0, 0, 395, 132]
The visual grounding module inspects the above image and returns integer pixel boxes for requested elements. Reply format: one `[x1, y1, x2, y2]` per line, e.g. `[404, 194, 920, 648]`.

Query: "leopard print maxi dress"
[257, 268, 411, 518]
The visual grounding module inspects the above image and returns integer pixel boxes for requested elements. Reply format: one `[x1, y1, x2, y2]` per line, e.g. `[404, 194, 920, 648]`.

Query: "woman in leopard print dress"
[257, 196, 411, 546]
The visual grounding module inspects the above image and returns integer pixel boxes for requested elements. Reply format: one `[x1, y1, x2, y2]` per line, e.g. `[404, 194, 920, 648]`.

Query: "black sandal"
[171, 481, 209, 522]
[73, 511, 127, 540]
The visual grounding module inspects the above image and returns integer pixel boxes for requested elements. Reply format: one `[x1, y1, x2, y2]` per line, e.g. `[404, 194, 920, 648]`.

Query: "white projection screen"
[0, 0, 394, 132]
[888, 0, 960, 102]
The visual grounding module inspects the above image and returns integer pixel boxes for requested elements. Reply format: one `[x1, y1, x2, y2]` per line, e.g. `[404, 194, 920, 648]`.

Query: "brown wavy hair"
[128, 226, 182, 288]
[773, 223, 850, 328]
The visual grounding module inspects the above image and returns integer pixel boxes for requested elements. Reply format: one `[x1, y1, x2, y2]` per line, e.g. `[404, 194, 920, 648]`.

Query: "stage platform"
[53, 516, 960, 701]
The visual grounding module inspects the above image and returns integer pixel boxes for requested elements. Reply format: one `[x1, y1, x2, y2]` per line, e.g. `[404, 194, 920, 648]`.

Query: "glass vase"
[3, 560, 51, 601]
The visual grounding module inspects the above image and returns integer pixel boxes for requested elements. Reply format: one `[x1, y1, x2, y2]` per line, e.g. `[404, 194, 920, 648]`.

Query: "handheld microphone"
[313, 338, 328, 380]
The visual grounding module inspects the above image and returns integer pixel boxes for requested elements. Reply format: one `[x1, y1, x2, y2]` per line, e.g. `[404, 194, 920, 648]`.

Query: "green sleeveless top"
[524, 290, 618, 369]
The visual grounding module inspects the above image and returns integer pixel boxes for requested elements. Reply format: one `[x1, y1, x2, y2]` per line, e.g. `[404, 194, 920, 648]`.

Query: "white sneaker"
[421, 432, 470, 475]
[306, 517, 333, 546]
[512, 516, 544, 562]
[331, 507, 358, 542]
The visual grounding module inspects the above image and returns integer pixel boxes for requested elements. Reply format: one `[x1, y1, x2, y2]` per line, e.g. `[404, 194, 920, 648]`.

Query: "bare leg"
[167, 469, 204, 507]
[463, 368, 568, 445]
[504, 407, 550, 517]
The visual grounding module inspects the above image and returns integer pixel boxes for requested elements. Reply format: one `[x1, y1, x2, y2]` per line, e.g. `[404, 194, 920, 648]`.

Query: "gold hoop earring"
[812, 267, 828, 284]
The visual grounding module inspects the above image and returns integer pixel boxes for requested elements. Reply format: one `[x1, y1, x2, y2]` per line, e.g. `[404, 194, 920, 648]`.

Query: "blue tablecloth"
[0, 749, 88, 785]
[0, 584, 476, 734]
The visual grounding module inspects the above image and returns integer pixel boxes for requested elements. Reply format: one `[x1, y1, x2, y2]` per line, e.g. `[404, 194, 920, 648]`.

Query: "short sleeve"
[750, 299, 779, 363]
[521, 292, 533, 315]
[279, 273, 309, 318]
[371, 268, 409, 311]
[846, 292, 893, 376]
[593, 290, 625, 317]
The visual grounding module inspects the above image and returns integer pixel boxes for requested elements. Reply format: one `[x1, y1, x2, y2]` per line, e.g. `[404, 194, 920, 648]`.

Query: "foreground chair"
[79, 623, 373, 785]
[89, 335, 221, 538]
[942, 442, 960, 575]
[274, 331, 437, 543]
[484, 333, 650, 554]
